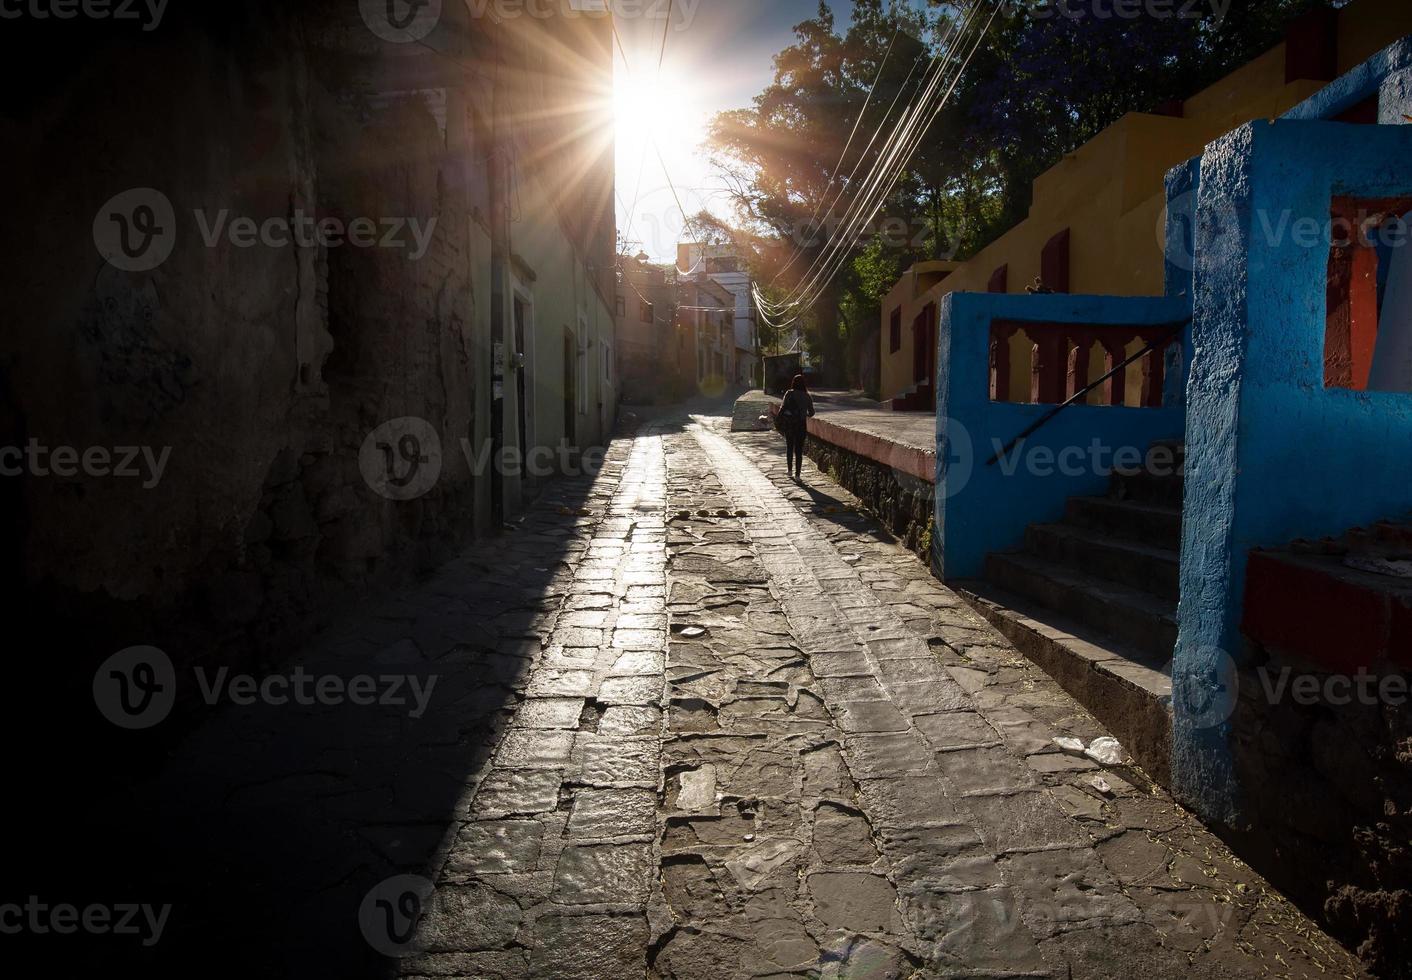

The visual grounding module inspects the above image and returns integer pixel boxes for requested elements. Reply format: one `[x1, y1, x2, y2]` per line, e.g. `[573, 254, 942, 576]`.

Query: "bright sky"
[612, 0, 851, 263]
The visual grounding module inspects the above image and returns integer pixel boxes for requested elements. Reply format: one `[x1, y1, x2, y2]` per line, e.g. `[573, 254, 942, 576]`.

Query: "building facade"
[4, 0, 616, 724]
[926, 29, 1412, 972]
[881, 0, 1412, 408]
[677, 241, 761, 385]
[678, 273, 737, 390]
[615, 254, 688, 403]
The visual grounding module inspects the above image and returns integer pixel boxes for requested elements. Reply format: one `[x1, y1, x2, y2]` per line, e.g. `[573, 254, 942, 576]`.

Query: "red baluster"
[1031, 333, 1065, 404]
[1101, 336, 1127, 407]
[1067, 328, 1093, 400]
[991, 322, 1014, 402]
[1140, 337, 1166, 408]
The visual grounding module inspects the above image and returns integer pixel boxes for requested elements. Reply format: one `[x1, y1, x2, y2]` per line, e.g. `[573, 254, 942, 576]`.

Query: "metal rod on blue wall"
[984, 320, 1187, 467]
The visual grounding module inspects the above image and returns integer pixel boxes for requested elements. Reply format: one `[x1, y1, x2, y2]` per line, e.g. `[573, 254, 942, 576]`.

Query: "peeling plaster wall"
[6, 8, 329, 605]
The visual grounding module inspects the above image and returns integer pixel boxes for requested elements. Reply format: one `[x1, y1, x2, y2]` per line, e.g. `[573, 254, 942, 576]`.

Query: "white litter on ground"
[1084, 736, 1125, 765]
[1052, 736, 1086, 755]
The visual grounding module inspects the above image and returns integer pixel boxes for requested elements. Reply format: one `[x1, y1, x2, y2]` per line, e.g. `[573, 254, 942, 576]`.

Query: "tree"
[710, 0, 1330, 387]
[937, 0, 1326, 247]
[708, 0, 944, 384]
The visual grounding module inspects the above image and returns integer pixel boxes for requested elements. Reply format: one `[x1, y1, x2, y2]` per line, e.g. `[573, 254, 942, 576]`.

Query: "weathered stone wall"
[1224, 658, 1412, 976]
[1, 3, 492, 750]
[803, 435, 933, 560]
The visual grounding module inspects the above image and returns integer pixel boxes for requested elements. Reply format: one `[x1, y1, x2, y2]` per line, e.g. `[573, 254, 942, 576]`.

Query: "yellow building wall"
[879, 0, 1412, 405]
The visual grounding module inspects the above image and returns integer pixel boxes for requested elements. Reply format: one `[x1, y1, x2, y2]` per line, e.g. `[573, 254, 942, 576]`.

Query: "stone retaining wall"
[1224, 658, 1412, 975]
[804, 434, 934, 560]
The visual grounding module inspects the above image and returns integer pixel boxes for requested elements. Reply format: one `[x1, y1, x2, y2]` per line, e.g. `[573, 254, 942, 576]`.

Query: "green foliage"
[709, 0, 1329, 385]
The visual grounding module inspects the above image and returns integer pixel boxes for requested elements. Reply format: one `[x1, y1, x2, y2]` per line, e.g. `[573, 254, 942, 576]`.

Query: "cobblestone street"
[74, 404, 1363, 979]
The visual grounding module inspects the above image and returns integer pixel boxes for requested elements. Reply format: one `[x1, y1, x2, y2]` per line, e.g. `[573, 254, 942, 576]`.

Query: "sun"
[612, 50, 716, 258]
[613, 63, 700, 178]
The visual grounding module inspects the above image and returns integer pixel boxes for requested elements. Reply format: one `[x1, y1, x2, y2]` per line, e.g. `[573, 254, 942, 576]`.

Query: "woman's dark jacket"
[779, 389, 814, 433]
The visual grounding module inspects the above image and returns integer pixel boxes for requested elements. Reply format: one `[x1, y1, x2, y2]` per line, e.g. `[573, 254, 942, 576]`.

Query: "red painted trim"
[1335, 94, 1379, 125]
[1243, 551, 1398, 672]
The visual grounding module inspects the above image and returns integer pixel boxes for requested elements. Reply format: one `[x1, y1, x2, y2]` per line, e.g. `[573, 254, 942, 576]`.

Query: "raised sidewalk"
[732, 390, 936, 485]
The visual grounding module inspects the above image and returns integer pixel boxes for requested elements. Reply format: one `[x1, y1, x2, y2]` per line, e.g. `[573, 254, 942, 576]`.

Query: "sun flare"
[613, 64, 700, 165]
[612, 56, 715, 257]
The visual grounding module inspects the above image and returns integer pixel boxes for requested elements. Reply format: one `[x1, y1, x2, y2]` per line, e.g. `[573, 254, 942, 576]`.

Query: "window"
[988, 264, 1008, 294]
[1040, 228, 1071, 293]
[603, 342, 612, 384]
[888, 308, 902, 353]
[615, 295, 625, 316]
[640, 301, 653, 323]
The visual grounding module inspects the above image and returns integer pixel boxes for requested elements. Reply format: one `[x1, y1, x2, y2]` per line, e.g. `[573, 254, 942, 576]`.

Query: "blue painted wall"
[926, 37, 1412, 827]
[1173, 117, 1412, 821]
[932, 292, 1190, 580]
[1281, 38, 1412, 123]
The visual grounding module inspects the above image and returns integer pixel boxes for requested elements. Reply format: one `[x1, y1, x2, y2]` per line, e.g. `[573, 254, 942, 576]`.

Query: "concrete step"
[1109, 467, 1183, 508]
[889, 384, 934, 413]
[1065, 496, 1182, 551]
[983, 552, 1178, 660]
[954, 579, 1172, 780]
[1285, 520, 1412, 558]
[1026, 523, 1180, 601]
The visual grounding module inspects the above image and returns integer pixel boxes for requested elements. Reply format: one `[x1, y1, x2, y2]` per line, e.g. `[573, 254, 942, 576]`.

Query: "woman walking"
[778, 374, 815, 481]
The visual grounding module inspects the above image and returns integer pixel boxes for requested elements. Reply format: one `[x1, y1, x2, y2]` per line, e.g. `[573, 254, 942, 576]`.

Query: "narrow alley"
[11, 1, 1412, 976]
[65, 401, 1361, 979]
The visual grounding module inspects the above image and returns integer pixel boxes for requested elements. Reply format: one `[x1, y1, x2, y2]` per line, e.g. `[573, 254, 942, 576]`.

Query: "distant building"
[677, 242, 761, 385]
[677, 272, 736, 388]
[615, 254, 684, 403]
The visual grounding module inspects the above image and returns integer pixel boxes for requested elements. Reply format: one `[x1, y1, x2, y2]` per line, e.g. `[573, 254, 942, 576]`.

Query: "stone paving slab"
[59, 400, 1367, 980]
[718, 418, 1365, 979]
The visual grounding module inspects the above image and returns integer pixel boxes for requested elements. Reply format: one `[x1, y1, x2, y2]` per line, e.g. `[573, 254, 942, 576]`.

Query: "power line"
[766, 18, 947, 296]
[755, 0, 1002, 331]
[770, 18, 906, 286]
[656, 0, 673, 72]
[652, 137, 707, 248]
[760, 1, 985, 315]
